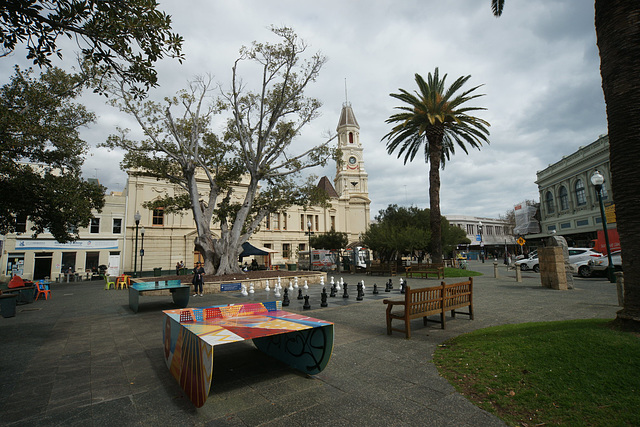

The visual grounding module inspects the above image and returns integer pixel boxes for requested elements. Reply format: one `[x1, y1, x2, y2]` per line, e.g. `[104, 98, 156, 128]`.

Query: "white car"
[588, 251, 622, 275]
[570, 259, 593, 278]
[516, 248, 602, 273]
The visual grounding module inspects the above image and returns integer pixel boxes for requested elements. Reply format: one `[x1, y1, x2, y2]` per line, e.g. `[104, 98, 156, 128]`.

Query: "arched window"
[545, 191, 555, 213]
[349, 132, 354, 143]
[559, 186, 569, 210]
[575, 179, 586, 206]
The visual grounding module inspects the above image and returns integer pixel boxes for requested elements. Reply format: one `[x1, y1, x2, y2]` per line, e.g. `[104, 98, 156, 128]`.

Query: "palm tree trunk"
[596, 0, 640, 330]
[428, 134, 443, 264]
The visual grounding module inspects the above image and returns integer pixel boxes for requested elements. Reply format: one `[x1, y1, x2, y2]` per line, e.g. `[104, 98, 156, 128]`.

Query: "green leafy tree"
[103, 27, 335, 275]
[0, 66, 105, 242]
[1, 0, 183, 94]
[362, 205, 468, 263]
[383, 69, 490, 264]
[310, 229, 349, 251]
[492, 1, 640, 330]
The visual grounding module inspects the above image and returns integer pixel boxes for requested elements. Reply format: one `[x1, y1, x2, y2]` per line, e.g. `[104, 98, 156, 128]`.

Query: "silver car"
[516, 248, 602, 273]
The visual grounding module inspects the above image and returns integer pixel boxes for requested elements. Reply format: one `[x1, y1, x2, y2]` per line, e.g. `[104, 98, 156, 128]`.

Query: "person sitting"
[251, 259, 259, 271]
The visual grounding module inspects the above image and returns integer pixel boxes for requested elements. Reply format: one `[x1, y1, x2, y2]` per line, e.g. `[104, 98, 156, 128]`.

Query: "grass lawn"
[434, 319, 640, 426]
[444, 267, 483, 278]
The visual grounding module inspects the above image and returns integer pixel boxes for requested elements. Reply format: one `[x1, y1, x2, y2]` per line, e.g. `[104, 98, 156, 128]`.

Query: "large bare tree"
[103, 27, 335, 275]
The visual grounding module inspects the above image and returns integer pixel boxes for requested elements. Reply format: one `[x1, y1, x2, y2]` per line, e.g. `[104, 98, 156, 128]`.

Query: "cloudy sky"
[5, 0, 607, 219]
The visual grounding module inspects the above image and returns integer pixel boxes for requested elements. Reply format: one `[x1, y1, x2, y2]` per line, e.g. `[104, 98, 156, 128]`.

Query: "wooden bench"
[383, 278, 473, 338]
[404, 264, 445, 279]
[367, 263, 397, 276]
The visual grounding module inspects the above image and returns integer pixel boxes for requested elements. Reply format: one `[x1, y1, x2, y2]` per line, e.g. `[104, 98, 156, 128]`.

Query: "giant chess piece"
[400, 279, 406, 294]
[373, 283, 379, 295]
[384, 281, 391, 292]
[342, 283, 349, 298]
[297, 288, 303, 300]
[356, 282, 364, 301]
[303, 280, 309, 290]
[289, 281, 294, 292]
[303, 295, 311, 310]
[336, 278, 342, 292]
[329, 284, 336, 297]
[249, 283, 255, 294]
[294, 277, 299, 288]
[321, 288, 328, 307]
[282, 288, 290, 306]
[274, 284, 281, 298]
[265, 279, 270, 292]
[388, 278, 393, 290]
[241, 284, 248, 296]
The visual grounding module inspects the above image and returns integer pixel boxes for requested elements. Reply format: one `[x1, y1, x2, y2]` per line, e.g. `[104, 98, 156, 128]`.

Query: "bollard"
[493, 261, 499, 279]
[515, 266, 522, 282]
[615, 272, 624, 307]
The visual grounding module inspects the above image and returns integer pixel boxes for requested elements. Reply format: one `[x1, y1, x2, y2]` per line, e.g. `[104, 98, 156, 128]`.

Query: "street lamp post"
[478, 221, 484, 263]
[140, 226, 145, 277]
[307, 220, 313, 271]
[133, 211, 141, 278]
[591, 170, 616, 283]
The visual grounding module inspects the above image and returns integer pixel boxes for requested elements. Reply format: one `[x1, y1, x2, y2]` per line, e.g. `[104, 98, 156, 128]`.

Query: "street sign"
[517, 237, 526, 246]
[476, 235, 481, 241]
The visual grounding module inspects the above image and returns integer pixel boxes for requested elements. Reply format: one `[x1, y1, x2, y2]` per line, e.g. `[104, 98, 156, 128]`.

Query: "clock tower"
[334, 102, 369, 199]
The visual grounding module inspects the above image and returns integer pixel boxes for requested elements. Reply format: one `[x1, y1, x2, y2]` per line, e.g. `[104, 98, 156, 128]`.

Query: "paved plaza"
[0, 261, 620, 426]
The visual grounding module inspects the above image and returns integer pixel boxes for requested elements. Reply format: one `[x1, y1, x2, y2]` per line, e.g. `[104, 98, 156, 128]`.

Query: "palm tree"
[383, 69, 490, 263]
[492, 1, 640, 331]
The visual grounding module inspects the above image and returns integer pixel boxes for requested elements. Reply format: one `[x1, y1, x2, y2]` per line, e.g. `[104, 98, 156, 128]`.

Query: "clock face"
[348, 156, 357, 165]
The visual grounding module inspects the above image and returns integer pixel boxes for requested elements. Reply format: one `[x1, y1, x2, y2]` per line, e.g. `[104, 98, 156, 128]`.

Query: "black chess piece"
[373, 284, 379, 294]
[356, 282, 364, 301]
[384, 282, 391, 292]
[388, 278, 393, 290]
[342, 283, 349, 298]
[283, 288, 290, 306]
[303, 295, 311, 310]
[320, 288, 328, 307]
[400, 280, 406, 294]
[297, 288, 303, 300]
[330, 284, 336, 297]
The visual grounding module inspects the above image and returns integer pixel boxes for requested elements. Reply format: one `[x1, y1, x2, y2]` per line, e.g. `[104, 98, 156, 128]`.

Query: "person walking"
[192, 262, 205, 297]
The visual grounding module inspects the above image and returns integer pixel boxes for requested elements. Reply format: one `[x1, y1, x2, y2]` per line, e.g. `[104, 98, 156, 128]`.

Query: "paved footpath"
[0, 261, 620, 426]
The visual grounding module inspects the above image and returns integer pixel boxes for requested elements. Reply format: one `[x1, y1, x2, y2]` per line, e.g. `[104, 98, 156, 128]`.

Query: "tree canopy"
[1, 0, 183, 95]
[0, 66, 105, 241]
[362, 205, 470, 263]
[311, 229, 349, 251]
[103, 27, 336, 275]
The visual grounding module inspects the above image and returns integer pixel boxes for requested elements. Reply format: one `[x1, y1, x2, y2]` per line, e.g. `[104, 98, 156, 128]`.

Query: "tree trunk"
[428, 135, 443, 264]
[194, 233, 217, 275]
[213, 235, 243, 275]
[596, 0, 640, 331]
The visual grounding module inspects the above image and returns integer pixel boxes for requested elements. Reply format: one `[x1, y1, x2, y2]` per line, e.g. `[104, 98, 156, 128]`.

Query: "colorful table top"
[131, 280, 186, 291]
[163, 301, 333, 347]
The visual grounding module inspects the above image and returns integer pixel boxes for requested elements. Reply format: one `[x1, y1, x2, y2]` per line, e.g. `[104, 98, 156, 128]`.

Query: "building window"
[15, 214, 27, 233]
[272, 213, 279, 230]
[576, 219, 589, 227]
[298, 243, 306, 252]
[560, 222, 571, 229]
[559, 186, 569, 211]
[90, 218, 100, 233]
[282, 213, 287, 230]
[112, 218, 122, 234]
[547, 225, 557, 232]
[575, 180, 586, 206]
[300, 214, 305, 230]
[466, 224, 475, 235]
[349, 132, 354, 143]
[331, 216, 336, 230]
[545, 191, 555, 214]
[315, 215, 319, 232]
[282, 243, 291, 259]
[152, 208, 164, 226]
[265, 215, 271, 229]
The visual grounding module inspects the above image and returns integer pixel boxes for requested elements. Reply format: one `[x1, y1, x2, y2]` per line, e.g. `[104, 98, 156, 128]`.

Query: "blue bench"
[128, 279, 190, 313]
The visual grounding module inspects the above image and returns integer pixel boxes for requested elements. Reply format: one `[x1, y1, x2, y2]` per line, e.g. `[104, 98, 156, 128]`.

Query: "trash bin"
[153, 267, 162, 276]
[0, 294, 17, 318]
[287, 263, 297, 271]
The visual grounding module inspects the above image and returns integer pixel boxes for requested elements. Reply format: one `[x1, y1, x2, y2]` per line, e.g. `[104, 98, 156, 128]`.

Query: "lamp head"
[134, 210, 141, 225]
[590, 170, 605, 187]
[140, 226, 145, 236]
[307, 220, 312, 229]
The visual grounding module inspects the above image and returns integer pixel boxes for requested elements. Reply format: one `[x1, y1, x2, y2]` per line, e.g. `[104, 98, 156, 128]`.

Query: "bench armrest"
[382, 299, 405, 306]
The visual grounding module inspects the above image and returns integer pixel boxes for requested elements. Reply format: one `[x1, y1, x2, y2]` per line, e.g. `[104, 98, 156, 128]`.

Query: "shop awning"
[240, 242, 278, 257]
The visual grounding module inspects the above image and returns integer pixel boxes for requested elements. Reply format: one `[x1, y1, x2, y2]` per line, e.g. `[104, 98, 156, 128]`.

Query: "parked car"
[569, 259, 593, 278]
[588, 251, 622, 275]
[515, 248, 602, 273]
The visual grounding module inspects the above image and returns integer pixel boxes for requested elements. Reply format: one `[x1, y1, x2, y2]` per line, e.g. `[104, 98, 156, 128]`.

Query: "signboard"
[476, 235, 481, 242]
[604, 202, 616, 224]
[16, 239, 119, 250]
[221, 282, 242, 292]
[517, 237, 526, 246]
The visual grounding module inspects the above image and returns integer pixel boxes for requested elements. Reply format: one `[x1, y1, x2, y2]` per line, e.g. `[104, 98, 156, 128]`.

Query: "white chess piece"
[241, 284, 248, 296]
[320, 276, 324, 286]
[274, 286, 281, 297]
[336, 278, 342, 291]
[265, 280, 270, 292]
[249, 283, 255, 294]
[361, 280, 365, 290]
[303, 280, 308, 290]
[330, 276, 335, 286]
[288, 281, 294, 291]
[294, 277, 299, 288]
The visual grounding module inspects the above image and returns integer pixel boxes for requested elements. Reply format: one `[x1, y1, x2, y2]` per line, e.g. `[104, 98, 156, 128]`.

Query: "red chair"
[35, 280, 51, 301]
